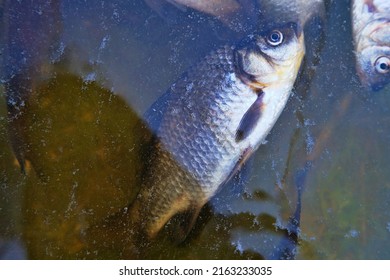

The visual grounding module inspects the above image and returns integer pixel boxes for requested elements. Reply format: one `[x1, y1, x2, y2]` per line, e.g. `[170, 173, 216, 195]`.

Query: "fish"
[145, 0, 242, 19]
[144, 0, 252, 30]
[145, 0, 325, 32]
[352, 0, 390, 90]
[257, 0, 325, 28]
[128, 22, 305, 244]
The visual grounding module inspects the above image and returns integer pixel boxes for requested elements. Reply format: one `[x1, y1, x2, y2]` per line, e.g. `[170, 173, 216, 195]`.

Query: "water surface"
[1, 0, 390, 259]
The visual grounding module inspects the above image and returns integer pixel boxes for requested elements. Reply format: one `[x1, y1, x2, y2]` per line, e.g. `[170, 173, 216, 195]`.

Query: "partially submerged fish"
[129, 22, 305, 243]
[145, 0, 325, 32]
[352, 0, 390, 90]
[258, 0, 325, 28]
[144, 0, 255, 31]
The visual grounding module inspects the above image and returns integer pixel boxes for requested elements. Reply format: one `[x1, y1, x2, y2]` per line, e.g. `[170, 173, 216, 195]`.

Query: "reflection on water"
[1, 0, 390, 259]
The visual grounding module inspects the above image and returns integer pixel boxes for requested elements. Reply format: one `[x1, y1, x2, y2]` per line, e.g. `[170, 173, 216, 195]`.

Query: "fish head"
[356, 46, 390, 91]
[232, 22, 305, 145]
[355, 21, 390, 91]
[231, 22, 305, 148]
[234, 22, 305, 90]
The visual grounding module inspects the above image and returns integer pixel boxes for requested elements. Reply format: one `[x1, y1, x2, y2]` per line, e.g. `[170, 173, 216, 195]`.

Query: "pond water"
[1, 0, 390, 259]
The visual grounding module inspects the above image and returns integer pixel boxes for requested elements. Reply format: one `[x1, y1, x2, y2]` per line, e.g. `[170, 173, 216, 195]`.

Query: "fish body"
[352, 0, 390, 90]
[129, 23, 305, 242]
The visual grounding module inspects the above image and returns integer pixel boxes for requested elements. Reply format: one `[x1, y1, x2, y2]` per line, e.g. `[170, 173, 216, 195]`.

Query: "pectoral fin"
[235, 93, 264, 142]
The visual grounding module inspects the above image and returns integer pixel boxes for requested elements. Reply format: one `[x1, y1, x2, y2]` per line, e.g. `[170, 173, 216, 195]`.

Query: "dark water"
[1, 0, 390, 259]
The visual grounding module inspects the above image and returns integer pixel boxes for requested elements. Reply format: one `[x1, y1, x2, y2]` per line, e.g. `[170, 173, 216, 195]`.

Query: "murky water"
[1, 0, 390, 259]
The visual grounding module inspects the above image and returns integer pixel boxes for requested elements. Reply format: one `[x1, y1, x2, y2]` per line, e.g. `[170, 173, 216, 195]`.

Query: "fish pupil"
[267, 30, 283, 46]
[380, 63, 389, 71]
[271, 33, 280, 41]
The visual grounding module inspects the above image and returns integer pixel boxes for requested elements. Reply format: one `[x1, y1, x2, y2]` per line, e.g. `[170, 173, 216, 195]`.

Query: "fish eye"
[374, 56, 390, 74]
[266, 30, 284, 47]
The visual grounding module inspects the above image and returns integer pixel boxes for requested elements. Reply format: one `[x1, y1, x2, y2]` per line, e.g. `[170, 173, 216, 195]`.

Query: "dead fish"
[145, 0, 325, 32]
[145, 0, 241, 19]
[352, 0, 390, 90]
[257, 0, 325, 28]
[129, 22, 305, 243]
